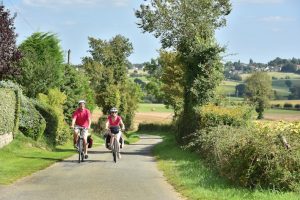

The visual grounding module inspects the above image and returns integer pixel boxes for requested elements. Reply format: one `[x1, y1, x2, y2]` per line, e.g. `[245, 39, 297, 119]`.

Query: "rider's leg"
[116, 131, 122, 158]
[73, 128, 79, 147]
[83, 129, 88, 158]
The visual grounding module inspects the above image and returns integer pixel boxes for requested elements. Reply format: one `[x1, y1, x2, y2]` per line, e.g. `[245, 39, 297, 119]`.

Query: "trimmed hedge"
[0, 81, 22, 136]
[0, 88, 16, 135]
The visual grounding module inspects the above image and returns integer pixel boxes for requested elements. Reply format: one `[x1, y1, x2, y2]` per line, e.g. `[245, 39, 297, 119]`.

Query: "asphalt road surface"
[0, 135, 183, 200]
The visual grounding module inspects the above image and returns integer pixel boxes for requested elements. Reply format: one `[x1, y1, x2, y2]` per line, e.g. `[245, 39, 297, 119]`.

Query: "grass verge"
[144, 130, 300, 200]
[0, 132, 103, 185]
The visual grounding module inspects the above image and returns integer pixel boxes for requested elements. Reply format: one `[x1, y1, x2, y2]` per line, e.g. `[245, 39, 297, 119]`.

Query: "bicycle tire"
[78, 139, 83, 163]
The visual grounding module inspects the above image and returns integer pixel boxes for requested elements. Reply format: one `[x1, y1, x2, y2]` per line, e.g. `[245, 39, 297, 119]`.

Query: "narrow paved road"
[0, 135, 182, 200]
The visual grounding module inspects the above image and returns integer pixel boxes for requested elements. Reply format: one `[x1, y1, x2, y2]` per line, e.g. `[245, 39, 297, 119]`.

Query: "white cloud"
[22, 0, 130, 7]
[260, 16, 295, 22]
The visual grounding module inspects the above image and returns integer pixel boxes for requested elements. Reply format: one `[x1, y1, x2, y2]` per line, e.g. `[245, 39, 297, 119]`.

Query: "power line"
[6, 0, 35, 31]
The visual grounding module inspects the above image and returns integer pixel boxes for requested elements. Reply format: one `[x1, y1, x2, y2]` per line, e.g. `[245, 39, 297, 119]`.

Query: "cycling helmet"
[78, 100, 86, 104]
[110, 107, 118, 113]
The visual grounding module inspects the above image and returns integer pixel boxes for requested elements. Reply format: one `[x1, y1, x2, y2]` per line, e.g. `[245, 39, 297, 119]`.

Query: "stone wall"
[0, 132, 13, 148]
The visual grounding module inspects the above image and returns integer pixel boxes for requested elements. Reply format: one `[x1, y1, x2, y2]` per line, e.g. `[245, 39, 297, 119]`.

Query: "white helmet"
[78, 100, 86, 104]
[110, 107, 118, 113]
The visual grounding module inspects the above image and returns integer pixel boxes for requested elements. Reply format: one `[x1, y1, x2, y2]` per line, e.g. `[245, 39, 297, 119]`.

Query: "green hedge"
[0, 88, 16, 135]
[19, 96, 46, 140]
[191, 124, 300, 191]
[138, 123, 173, 132]
[197, 104, 253, 128]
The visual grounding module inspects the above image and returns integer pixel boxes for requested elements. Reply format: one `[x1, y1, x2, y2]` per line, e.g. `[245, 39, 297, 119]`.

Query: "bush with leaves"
[19, 95, 46, 140]
[61, 64, 96, 124]
[17, 32, 64, 98]
[37, 88, 70, 145]
[189, 122, 300, 191]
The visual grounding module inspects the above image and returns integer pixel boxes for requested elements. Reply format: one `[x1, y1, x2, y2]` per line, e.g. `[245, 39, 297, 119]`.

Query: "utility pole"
[67, 49, 71, 65]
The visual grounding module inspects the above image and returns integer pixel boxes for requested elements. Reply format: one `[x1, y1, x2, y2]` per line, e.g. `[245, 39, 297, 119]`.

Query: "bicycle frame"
[111, 133, 120, 163]
[77, 127, 86, 163]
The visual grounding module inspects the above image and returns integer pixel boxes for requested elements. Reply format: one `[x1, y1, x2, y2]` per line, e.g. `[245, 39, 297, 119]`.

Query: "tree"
[160, 50, 184, 117]
[136, 0, 231, 142]
[245, 72, 273, 119]
[17, 32, 64, 97]
[235, 83, 246, 97]
[83, 35, 141, 129]
[60, 64, 96, 123]
[0, 5, 21, 80]
[289, 86, 300, 100]
[285, 80, 292, 88]
[281, 63, 297, 73]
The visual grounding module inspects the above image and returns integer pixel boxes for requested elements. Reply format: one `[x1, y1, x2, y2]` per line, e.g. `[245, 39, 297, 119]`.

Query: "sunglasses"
[111, 111, 117, 114]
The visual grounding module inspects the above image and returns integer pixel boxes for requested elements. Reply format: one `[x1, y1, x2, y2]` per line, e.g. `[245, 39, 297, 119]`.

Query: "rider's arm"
[88, 110, 92, 129]
[71, 117, 76, 128]
[105, 120, 109, 130]
[120, 119, 125, 131]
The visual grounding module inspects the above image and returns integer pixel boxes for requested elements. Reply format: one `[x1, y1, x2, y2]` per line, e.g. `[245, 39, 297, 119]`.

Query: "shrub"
[188, 122, 300, 191]
[19, 96, 46, 140]
[283, 103, 293, 109]
[37, 88, 70, 145]
[0, 88, 16, 135]
[271, 103, 281, 108]
[295, 104, 300, 109]
[0, 80, 21, 136]
[138, 123, 173, 132]
[197, 104, 253, 128]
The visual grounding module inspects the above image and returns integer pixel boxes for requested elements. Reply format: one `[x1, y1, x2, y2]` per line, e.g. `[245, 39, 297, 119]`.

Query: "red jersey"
[107, 115, 122, 126]
[72, 108, 91, 128]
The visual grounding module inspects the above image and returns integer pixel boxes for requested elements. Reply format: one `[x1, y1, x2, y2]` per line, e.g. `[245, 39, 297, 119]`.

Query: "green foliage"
[19, 95, 46, 140]
[190, 124, 300, 191]
[283, 103, 293, 109]
[0, 80, 21, 136]
[119, 80, 143, 129]
[245, 72, 273, 119]
[0, 89, 16, 135]
[37, 88, 70, 145]
[235, 83, 246, 97]
[136, 0, 231, 143]
[138, 123, 173, 132]
[83, 35, 140, 129]
[197, 104, 253, 128]
[17, 32, 65, 98]
[160, 51, 184, 117]
[61, 64, 96, 123]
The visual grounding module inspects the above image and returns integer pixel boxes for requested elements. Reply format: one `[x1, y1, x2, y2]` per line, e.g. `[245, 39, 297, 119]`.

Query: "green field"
[137, 103, 173, 113]
[219, 74, 300, 99]
[241, 72, 300, 80]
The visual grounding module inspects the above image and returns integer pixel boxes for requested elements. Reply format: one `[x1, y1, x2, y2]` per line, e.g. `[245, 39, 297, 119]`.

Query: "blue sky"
[3, 0, 300, 65]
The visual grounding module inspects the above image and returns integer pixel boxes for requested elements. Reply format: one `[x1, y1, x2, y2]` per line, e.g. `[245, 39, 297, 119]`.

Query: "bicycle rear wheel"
[78, 139, 83, 163]
[112, 138, 118, 163]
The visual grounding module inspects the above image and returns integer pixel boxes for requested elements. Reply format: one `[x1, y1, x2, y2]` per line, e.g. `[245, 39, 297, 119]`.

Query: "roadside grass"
[124, 131, 140, 144]
[140, 129, 300, 200]
[138, 103, 173, 113]
[0, 132, 103, 185]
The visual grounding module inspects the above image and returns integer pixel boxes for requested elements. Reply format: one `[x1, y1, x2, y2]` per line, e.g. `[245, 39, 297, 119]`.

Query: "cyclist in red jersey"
[105, 107, 125, 158]
[71, 100, 91, 159]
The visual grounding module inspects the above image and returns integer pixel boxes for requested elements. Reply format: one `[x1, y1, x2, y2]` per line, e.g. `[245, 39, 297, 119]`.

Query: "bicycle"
[75, 127, 87, 163]
[111, 132, 120, 163]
